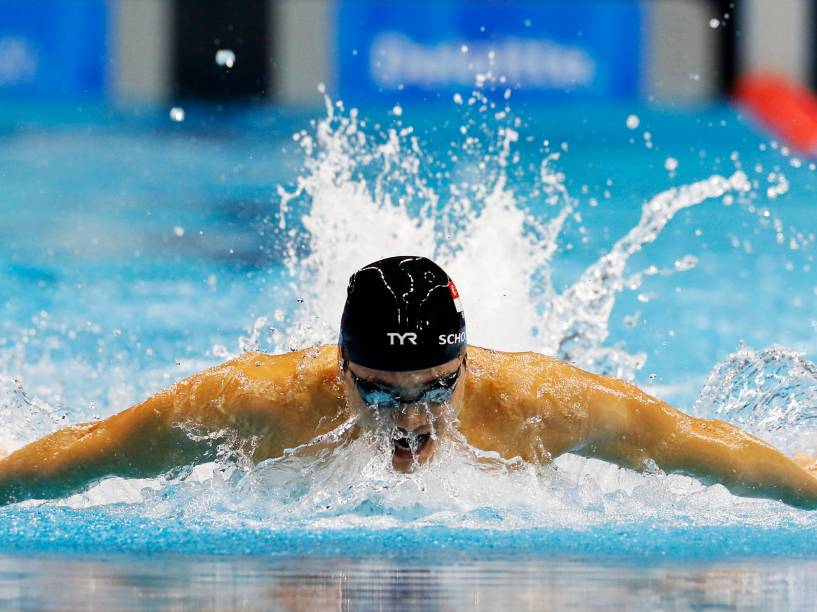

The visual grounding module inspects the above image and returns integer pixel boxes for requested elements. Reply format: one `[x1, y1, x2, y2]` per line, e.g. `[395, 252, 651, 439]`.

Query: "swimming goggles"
[349, 364, 464, 409]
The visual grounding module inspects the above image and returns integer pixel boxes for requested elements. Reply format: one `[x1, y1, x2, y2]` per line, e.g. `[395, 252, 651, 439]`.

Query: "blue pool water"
[2, 97, 817, 608]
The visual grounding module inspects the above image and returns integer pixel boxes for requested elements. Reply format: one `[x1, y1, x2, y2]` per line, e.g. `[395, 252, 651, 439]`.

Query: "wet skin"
[3, 345, 817, 508]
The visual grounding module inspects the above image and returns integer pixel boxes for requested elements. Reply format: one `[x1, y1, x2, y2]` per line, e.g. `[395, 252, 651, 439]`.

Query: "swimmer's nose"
[392, 407, 432, 431]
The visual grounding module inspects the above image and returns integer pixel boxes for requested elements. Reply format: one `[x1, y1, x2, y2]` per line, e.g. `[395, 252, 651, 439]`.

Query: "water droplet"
[214, 48, 235, 69]
[173, 226, 185, 237]
[623, 312, 640, 328]
[674, 255, 698, 271]
[709, 18, 720, 28]
[664, 157, 679, 172]
[625, 114, 640, 130]
[460, 44, 469, 54]
[391, 104, 403, 116]
[169, 107, 185, 122]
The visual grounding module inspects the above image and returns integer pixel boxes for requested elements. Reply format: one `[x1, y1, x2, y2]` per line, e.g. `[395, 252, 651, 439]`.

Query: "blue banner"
[337, 0, 642, 102]
[0, 0, 109, 97]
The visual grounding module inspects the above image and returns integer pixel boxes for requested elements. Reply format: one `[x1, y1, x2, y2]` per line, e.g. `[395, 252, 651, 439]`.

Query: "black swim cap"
[339, 256, 466, 372]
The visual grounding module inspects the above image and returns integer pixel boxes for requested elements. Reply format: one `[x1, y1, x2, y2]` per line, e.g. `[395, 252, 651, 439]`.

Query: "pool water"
[1, 95, 817, 608]
[3, 553, 817, 610]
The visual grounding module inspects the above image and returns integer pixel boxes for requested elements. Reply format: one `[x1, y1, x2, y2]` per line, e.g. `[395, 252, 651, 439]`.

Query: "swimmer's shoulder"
[462, 345, 543, 414]
[461, 346, 591, 458]
[465, 345, 568, 381]
[463, 345, 587, 412]
[225, 344, 342, 396]
[188, 346, 345, 459]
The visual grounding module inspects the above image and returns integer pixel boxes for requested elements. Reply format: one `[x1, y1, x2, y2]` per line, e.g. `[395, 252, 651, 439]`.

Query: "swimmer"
[2, 255, 817, 508]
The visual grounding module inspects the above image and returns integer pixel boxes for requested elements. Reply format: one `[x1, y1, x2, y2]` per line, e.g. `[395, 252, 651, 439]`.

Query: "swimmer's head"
[339, 256, 467, 472]
[339, 255, 466, 372]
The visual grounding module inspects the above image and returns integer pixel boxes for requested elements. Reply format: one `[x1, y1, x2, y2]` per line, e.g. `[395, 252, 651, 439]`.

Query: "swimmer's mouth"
[393, 432, 431, 458]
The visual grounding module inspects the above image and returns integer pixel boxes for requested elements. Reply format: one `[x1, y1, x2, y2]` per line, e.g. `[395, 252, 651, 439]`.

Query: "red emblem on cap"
[448, 281, 463, 313]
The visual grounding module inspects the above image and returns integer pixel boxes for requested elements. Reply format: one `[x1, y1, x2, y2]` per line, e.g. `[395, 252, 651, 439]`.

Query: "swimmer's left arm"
[570, 366, 817, 509]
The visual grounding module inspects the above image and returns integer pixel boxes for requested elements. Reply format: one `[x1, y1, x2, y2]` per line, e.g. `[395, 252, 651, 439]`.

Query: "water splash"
[543, 171, 749, 378]
[0, 375, 61, 450]
[278, 95, 750, 381]
[694, 345, 817, 454]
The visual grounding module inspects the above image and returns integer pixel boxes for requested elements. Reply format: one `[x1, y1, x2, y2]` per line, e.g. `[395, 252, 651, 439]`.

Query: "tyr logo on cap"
[447, 281, 463, 313]
[387, 332, 417, 346]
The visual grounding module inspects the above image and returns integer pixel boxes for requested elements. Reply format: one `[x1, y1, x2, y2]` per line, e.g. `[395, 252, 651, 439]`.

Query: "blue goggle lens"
[351, 367, 462, 408]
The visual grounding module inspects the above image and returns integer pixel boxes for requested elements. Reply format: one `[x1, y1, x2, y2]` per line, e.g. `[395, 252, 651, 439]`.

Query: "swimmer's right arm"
[0, 349, 337, 506]
[0, 375, 220, 506]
